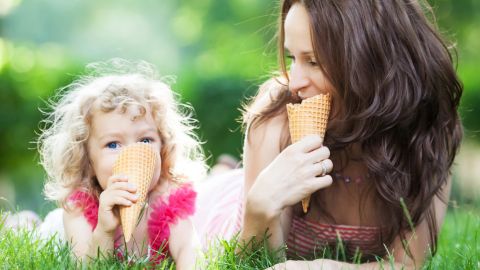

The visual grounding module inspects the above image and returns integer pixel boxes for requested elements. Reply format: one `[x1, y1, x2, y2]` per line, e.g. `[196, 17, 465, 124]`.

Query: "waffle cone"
[113, 143, 158, 242]
[286, 93, 331, 213]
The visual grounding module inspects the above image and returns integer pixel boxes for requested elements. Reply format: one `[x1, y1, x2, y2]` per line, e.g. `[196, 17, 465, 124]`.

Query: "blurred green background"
[0, 0, 479, 214]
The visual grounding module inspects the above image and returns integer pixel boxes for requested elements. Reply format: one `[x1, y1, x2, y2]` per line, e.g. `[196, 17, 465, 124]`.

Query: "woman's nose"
[288, 63, 309, 96]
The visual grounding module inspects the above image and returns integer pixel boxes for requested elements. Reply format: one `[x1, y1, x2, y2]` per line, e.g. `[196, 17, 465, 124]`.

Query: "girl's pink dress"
[68, 183, 196, 262]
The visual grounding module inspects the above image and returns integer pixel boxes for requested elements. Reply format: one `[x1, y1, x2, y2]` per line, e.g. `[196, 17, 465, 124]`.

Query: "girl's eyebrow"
[98, 132, 123, 141]
[136, 127, 158, 135]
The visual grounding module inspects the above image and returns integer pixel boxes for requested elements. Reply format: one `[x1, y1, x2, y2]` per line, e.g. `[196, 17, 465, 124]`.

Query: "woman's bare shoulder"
[243, 112, 288, 193]
[246, 111, 288, 151]
[248, 78, 288, 113]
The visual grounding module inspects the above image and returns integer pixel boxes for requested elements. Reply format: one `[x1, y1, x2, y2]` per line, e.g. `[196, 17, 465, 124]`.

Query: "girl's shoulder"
[149, 183, 196, 219]
[147, 183, 196, 252]
[66, 190, 99, 230]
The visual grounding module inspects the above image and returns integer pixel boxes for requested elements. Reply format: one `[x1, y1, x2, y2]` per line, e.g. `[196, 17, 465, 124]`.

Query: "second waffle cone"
[286, 93, 331, 213]
[113, 143, 158, 243]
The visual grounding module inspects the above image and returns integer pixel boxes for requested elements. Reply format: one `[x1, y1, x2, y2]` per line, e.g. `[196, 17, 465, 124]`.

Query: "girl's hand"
[96, 175, 138, 234]
[247, 135, 333, 218]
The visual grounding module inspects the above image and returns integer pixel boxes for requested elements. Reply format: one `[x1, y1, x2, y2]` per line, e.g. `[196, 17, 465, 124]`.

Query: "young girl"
[240, 0, 463, 269]
[39, 59, 206, 268]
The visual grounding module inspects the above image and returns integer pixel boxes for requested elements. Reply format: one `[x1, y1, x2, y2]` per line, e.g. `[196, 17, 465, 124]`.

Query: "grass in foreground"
[0, 209, 478, 269]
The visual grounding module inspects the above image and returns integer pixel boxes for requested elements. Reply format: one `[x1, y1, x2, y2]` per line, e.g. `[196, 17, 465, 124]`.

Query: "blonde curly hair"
[39, 59, 206, 207]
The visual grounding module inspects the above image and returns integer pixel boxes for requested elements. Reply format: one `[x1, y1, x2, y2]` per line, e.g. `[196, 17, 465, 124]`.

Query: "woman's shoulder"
[247, 112, 287, 142]
[245, 108, 288, 155]
[244, 77, 290, 147]
[248, 77, 289, 113]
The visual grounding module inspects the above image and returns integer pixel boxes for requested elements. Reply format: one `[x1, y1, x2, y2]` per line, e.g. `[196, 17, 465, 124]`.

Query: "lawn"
[0, 208, 478, 269]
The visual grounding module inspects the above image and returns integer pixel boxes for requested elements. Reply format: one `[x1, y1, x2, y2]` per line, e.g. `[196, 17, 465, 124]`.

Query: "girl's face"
[284, 3, 334, 100]
[87, 105, 162, 191]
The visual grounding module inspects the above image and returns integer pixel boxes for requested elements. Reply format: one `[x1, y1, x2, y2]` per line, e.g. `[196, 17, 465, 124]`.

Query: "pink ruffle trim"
[67, 184, 196, 263]
[68, 191, 99, 230]
[147, 184, 197, 261]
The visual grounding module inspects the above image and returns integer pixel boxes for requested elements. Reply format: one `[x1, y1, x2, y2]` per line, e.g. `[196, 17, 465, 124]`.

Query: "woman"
[240, 0, 463, 269]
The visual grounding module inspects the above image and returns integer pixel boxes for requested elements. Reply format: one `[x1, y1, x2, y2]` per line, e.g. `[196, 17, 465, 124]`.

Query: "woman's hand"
[266, 259, 340, 270]
[247, 135, 333, 219]
[96, 175, 138, 234]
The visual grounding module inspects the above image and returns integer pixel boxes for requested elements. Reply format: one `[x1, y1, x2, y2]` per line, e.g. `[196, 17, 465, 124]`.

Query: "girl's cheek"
[154, 162, 161, 182]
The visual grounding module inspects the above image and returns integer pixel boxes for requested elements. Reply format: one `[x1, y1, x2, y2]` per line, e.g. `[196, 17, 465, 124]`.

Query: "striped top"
[194, 169, 386, 262]
[286, 215, 386, 262]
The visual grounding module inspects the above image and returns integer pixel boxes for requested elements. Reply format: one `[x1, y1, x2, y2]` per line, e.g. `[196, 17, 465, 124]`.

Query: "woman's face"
[284, 3, 333, 100]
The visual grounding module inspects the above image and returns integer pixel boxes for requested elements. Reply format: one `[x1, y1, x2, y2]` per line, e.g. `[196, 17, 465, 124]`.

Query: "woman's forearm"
[269, 259, 415, 270]
[240, 192, 286, 252]
[313, 259, 415, 270]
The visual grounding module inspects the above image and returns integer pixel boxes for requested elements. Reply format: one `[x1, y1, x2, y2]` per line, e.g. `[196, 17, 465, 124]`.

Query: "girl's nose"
[288, 63, 309, 97]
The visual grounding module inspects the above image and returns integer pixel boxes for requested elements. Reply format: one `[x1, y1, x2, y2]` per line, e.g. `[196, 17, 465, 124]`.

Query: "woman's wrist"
[246, 187, 282, 222]
[242, 194, 285, 250]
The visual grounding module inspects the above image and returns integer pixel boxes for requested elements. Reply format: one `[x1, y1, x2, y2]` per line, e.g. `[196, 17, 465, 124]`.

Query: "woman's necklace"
[332, 171, 371, 183]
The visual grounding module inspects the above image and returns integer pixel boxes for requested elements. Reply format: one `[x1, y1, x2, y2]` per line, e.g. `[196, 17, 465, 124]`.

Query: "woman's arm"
[267, 178, 452, 270]
[241, 113, 290, 250]
[168, 218, 201, 270]
[241, 112, 333, 251]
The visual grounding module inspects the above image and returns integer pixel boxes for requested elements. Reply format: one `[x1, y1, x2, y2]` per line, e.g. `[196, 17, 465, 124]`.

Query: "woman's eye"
[106, 142, 119, 149]
[140, 138, 153, 144]
[308, 59, 318, 66]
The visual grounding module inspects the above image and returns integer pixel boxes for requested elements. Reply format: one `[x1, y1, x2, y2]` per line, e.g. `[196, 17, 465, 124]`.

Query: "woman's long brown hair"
[243, 0, 463, 257]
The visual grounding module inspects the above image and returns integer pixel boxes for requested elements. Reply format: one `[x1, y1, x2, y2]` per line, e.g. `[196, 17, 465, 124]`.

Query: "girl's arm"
[267, 178, 452, 270]
[63, 208, 115, 259]
[64, 175, 138, 260]
[168, 217, 201, 270]
[240, 112, 333, 252]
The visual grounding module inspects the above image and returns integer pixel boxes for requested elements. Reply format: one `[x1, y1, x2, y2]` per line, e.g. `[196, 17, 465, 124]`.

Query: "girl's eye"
[106, 142, 119, 149]
[140, 138, 153, 144]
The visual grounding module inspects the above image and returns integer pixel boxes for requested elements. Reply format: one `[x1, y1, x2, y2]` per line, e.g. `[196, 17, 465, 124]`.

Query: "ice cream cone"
[286, 93, 331, 213]
[113, 143, 158, 242]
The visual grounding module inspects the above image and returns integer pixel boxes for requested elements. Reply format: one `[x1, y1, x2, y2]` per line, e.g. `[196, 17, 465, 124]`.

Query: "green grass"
[422, 208, 480, 270]
[1, 209, 478, 269]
